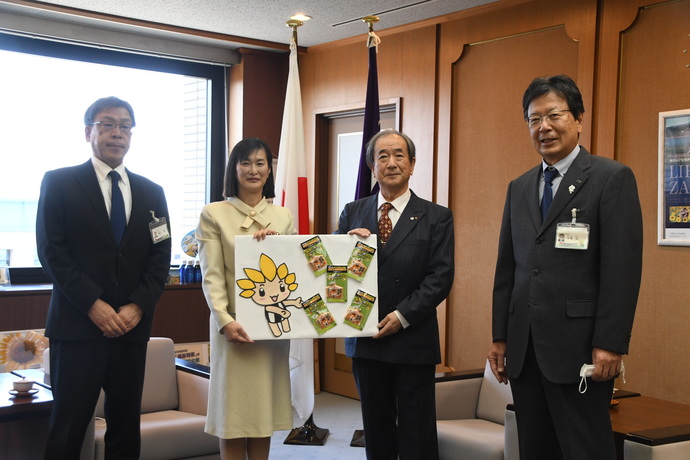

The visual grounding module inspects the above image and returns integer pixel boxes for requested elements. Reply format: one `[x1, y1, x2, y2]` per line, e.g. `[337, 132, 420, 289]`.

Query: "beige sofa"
[46, 337, 220, 460]
[435, 360, 518, 460]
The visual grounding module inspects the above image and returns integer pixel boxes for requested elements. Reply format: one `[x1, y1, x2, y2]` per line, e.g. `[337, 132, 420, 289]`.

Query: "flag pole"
[350, 14, 381, 450]
[353, 14, 381, 201]
[281, 17, 329, 447]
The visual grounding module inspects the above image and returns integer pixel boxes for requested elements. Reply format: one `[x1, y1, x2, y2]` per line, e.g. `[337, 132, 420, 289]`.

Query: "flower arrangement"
[0, 330, 48, 372]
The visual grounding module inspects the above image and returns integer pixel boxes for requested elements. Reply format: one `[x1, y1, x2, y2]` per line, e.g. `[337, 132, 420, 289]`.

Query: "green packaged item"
[302, 293, 337, 334]
[344, 289, 377, 331]
[347, 240, 376, 281]
[326, 265, 348, 303]
[300, 236, 333, 277]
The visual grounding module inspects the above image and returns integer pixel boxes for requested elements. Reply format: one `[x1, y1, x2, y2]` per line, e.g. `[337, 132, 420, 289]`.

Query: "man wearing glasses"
[37, 96, 171, 459]
[488, 75, 643, 459]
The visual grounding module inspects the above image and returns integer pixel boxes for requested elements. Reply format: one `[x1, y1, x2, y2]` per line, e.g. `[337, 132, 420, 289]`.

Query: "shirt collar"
[91, 156, 128, 185]
[542, 145, 580, 176]
[377, 188, 412, 213]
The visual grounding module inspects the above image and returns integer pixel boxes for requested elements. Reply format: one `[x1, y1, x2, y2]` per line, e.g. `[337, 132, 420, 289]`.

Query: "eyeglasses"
[526, 110, 571, 128]
[91, 121, 133, 134]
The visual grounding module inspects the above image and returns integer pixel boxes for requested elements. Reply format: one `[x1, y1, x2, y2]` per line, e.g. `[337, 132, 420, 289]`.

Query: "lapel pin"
[410, 216, 419, 221]
[568, 185, 575, 194]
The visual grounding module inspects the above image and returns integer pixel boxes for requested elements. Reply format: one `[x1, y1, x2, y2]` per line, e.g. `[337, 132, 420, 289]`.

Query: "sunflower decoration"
[0, 330, 49, 372]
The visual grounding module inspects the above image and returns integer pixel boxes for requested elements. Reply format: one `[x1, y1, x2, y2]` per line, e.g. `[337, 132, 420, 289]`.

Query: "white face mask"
[578, 362, 626, 394]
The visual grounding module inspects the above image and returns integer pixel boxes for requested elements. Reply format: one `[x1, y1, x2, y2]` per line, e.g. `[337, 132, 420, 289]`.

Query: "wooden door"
[318, 108, 396, 398]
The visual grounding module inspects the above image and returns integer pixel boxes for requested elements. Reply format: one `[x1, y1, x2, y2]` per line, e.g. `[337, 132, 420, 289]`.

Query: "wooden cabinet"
[0, 284, 210, 344]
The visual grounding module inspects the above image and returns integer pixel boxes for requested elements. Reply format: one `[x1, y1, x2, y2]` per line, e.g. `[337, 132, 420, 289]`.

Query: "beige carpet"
[269, 391, 366, 460]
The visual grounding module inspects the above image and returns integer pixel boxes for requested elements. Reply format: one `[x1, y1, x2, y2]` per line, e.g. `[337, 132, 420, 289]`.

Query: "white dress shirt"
[91, 156, 132, 224]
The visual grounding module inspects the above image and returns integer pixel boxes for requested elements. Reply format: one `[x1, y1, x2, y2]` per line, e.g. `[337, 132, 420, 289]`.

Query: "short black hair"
[223, 138, 275, 199]
[84, 96, 136, 126]
[522, 75, 585, 120]
[365, 129, 416, 167]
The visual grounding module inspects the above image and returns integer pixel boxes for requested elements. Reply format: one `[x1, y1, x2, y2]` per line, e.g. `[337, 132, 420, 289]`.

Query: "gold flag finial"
[286, 19, 304, 44]
[362, 15, 379, 33]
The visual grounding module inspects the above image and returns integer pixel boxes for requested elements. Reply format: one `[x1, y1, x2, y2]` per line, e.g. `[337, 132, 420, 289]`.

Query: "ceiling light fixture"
[290, 14, 312, 22]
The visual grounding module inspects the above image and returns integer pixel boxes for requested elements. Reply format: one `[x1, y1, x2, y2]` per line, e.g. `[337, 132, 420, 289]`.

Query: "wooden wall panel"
[448, 26, 579, 372]
[436, 0, 598, 373]
[612, 0, 690, 404]
[301, 26, 438, 203]
[229, 49, 288, 153]
[437, 0, 598, 204]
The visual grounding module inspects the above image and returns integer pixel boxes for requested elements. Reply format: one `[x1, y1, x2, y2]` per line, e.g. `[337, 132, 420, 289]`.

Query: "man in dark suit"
[489, 75, 643, 459]
[36, 96, 172, 460]
[338, 129, 454, 460]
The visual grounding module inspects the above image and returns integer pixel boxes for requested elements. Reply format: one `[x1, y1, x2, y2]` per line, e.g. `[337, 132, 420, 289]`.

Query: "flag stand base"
[350, 429, 365, 447]
[283, 414, 329, 445]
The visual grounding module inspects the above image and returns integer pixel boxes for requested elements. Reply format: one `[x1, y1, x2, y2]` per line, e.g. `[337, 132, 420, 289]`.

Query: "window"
[0, 33, 226, 278]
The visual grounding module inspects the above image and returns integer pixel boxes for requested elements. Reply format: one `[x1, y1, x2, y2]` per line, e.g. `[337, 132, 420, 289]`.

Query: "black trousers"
[352, 357, 438, 460]
[44, 339, 147, 460]
[510, 335, 616, 460]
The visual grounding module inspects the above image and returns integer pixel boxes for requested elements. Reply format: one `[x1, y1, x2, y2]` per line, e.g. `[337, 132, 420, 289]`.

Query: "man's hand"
[373, 312, 402, 339]
[488, 341, 509, 384]
[347, 228, 371, 238]
[591, 348, 623, 382]
[221, 321, 254, 345]
[118, 303, 143, 333]
[88, 299, 128, 338]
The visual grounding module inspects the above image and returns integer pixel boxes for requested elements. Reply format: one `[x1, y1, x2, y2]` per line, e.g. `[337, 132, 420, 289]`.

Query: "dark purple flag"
[354, 42, 380, 200]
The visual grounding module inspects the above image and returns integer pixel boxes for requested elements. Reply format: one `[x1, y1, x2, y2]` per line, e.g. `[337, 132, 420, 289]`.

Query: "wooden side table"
[610, 395, 690, 459]
[0, 370, 53, 459]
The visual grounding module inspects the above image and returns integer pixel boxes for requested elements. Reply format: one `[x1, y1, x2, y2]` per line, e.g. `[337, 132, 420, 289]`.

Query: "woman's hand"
[253, 228, 280, 241]
[221, 321, 254, 345]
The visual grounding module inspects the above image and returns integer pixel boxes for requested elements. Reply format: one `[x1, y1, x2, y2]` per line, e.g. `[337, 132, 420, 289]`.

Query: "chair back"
[91, 337, 179, 416]
[140, 337, 179, 413]
[476, 360, 513, 425]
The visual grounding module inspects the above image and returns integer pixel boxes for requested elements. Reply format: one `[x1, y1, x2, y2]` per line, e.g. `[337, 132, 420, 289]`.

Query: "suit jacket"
[36, 160, 172, 343]
[338, 191, 454, 365]
[492, 147, 643, 384]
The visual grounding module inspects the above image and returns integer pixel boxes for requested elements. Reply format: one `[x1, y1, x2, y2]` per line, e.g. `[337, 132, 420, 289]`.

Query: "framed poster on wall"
[658, 109, 690, 245]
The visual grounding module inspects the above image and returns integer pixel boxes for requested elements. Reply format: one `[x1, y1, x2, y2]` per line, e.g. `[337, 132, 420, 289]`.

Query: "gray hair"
[365, 129, 416, 167]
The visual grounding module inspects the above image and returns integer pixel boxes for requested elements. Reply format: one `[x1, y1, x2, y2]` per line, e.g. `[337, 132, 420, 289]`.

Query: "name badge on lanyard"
[149, 210, 171, 244]
[555, 208, 589, 250]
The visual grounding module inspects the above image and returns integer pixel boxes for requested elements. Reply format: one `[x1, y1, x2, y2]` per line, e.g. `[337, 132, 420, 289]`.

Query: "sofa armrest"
[624, 424, 690, 460]
[435, 368, 484, 420]
[504, 405, 519, 460]
[176, 359, 210, 416]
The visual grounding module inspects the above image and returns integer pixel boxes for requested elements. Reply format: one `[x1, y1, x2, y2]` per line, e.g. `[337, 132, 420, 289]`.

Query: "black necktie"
[109, 171, 126, 245]
[541, 167, 559, 223]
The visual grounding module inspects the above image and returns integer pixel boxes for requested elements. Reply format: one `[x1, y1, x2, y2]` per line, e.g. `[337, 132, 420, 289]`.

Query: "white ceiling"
[6, 0, 499, 50]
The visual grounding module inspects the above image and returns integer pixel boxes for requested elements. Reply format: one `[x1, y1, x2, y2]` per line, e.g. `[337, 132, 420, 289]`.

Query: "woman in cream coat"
[197, 138, 296, 460]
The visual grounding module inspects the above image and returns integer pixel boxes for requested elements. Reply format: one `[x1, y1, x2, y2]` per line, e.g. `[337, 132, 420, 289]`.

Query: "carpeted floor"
[269, 391, 366, 460]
